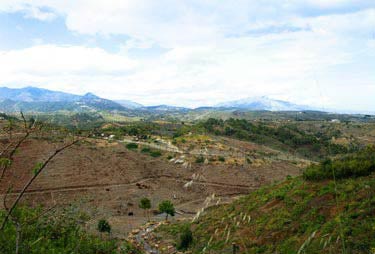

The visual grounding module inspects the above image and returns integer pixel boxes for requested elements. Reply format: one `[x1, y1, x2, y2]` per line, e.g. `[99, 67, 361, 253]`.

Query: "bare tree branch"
[0, 142, 15, 157]
[20, 112, 27, 130]
[0, 131, 30, 181]
[0, 111, 41, 183]
[0, 138, 81, 230]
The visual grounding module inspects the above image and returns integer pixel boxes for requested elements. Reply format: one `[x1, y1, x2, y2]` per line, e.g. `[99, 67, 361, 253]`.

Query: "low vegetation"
[0, 207, 120, 254]
[157, 148, 375, 253]
[304, 145, 375, 181]
[2, 111, 375, 253]
[200, 118, 357, 159]
[125, 143, 138, 150]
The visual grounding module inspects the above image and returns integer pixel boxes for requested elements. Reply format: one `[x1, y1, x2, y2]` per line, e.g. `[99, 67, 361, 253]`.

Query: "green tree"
[139, 198, 151, 221]
[158, 200, 175, 220]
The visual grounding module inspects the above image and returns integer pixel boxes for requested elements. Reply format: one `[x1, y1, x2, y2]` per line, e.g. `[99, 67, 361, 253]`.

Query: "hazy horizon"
[0, 1, 374, 112]
[2, 85, 374, 115]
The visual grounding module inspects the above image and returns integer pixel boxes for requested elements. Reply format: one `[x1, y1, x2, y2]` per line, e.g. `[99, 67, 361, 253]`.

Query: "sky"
[0, 1, 374, 112]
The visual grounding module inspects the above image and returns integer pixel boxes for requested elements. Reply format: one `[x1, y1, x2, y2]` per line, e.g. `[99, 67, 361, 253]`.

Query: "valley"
[1, 110, 375, 253]
[1, 2, 374, 252]
[0, 126, 301, 237]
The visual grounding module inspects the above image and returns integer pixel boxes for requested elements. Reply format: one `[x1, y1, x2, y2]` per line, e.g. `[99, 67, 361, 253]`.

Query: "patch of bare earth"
[0, 137, 300, 237]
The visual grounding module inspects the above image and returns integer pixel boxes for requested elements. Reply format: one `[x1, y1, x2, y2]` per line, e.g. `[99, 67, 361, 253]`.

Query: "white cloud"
[0, 1, 374, 112]
[24, 6, 56, 21]
[0, 45, 136, 94]
[2, 0, 374, 47]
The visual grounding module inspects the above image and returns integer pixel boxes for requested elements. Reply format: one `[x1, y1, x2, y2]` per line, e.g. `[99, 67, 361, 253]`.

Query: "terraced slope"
[156, 173, 375, 253]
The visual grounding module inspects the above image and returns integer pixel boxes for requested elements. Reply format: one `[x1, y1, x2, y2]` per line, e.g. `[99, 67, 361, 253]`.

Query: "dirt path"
[132, 222, 161, 254]
[2, 175, 254, 196]
[128, 193, 243, 254]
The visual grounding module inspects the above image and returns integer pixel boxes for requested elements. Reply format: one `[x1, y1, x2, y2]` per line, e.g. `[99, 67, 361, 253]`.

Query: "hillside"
[1, 112, 375, 253]
[154, 147, 375, 253]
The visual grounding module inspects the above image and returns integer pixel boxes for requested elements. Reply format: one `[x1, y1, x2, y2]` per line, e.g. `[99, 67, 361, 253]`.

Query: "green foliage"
[200, 118, 353, 159]
[0, 158, 12, 167]
[97, 219, 111, 234]
[178, 225, 193, 250]
[119, 241, 142, 254]
[32, 162, 43, 176]
[139, 198, 151, 210]
[158, 174, 375, 254]
[150, 150, 162, 157]
[140, 147, 162, 157]
[195, 156, 205, 163]
[126, 143, 138, 150]
[218, 156, 225, 162]
[0, 207, 118, 254]
[103, 122, 159, 139]
[303, 146, 375, 181]
[141, 147, 151, 153]
[158, 200, 175, 220]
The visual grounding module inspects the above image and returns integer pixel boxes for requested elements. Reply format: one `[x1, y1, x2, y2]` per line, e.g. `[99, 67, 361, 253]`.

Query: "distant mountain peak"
[82, 92, 100, 99]
[216, 96, 312, 111]
[0, 86, 130, 113]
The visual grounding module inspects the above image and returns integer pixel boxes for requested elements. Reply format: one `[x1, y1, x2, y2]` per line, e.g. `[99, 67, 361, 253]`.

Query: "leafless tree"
[0, 112, 83, 253]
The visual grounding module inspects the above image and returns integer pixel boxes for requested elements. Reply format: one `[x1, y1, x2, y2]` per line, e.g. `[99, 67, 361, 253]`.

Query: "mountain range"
[0, 87, 126, 113]
[216, 96, 313, 111]
[0, 86, 314, 114]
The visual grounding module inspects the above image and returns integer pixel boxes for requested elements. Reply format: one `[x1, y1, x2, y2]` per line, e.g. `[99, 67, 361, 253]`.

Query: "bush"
[218, 156, 225, 162]
[97, 219, 111, 234]
[150, 151, 162, 157]
[139, 198, 151, 210]
[0, 207, 118, 254]
[141, 147, 151, 153]
[126, 143, 138, 150]
[195, 156, 205, 163]
[303, 146, 375, 181]
[178, 225, 193, 250]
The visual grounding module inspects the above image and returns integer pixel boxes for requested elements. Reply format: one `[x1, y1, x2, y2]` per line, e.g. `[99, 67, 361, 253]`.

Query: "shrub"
[139, 198, 151, 210]
[141, 147, 151, 153]
[195, 156, 205, 163]
[0, 207, 118, 254]
[150, 151, 162, 157]
[303, 146, 375, 181]
[178, 225, 193, 250]
[218, 156, 225, 162]
[126, 143, 138, 150]
[97, 219, 111, 234]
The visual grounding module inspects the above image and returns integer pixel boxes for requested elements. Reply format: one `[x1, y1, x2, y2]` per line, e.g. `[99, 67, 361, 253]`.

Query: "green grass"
[0, 206, 137, 254]
[157, 173, 375, 253]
